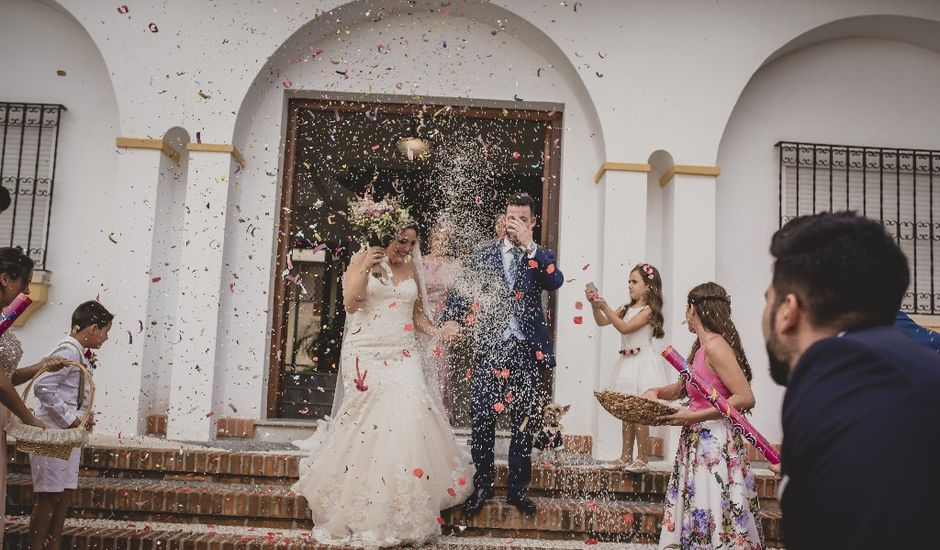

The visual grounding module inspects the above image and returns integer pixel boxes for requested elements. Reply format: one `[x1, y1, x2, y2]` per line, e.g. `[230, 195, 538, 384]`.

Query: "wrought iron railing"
[0, 102, 65, 270]
[777, 141, 940, 315]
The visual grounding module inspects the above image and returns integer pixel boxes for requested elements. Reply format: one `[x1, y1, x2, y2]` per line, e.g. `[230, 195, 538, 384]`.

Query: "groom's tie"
[506, 246, 522, 288]
[503, 246, 525, 341]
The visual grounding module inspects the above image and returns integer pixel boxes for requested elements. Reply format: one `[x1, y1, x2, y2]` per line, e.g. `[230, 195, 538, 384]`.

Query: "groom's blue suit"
[442, 238, 564, 497]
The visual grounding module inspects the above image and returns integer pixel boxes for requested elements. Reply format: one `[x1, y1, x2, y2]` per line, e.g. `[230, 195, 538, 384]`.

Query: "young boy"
[28, 300, 112, 550]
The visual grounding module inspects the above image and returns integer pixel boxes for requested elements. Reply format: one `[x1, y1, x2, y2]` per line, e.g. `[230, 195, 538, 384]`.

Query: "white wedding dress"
[292, 274, 474, 548]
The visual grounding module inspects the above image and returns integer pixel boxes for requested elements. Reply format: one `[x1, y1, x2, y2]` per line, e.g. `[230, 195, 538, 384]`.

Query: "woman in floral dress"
[644, 283, 764, 549]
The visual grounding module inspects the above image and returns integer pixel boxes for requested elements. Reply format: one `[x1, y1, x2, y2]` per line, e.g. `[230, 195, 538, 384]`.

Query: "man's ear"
[777, 293, 802, 334]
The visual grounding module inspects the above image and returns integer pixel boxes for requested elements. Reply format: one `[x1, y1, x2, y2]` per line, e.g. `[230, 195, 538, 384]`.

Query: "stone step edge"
[1, 516, 657, 549]
[6, 458, 779, 504]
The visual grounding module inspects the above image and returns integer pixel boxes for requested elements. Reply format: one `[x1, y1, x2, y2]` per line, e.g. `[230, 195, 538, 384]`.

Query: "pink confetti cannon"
[661, 345, 780, 464]
[0, 294, 31, 335]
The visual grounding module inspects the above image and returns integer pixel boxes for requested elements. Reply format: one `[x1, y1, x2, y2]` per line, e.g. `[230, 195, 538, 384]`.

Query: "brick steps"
[4, 443, 784, 546]
[443, 496, 783, 545]
[0, 517, 657, 549]
[5, 473, 311, 529]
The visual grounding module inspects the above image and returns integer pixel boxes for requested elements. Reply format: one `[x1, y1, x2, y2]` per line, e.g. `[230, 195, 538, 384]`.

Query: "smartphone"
[585, 282, 598, 294]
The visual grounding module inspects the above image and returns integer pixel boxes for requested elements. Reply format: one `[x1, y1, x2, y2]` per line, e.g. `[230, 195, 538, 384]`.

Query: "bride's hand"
[362, 247, 386, 270]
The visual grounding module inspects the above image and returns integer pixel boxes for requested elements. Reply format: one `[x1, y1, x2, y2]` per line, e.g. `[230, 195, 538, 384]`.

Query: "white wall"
[716, 37, 940, 444]
[0, 1, 120, 367]
[4, 0, 940, 443]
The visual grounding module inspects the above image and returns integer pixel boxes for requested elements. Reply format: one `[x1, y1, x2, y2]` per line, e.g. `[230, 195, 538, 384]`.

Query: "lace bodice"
[0, 332, 23, 379]
[344, 275, 419, 355]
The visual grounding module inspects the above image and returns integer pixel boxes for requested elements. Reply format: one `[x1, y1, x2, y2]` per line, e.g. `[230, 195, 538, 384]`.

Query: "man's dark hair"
[72, 301, 114, 332]
[506, 192, 536, 217]
[770, 211, 909, 329]
[0, 187, 11, 213]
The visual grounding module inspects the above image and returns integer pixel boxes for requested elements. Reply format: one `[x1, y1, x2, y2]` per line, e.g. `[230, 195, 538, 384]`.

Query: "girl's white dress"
[605, 306, 671, 395]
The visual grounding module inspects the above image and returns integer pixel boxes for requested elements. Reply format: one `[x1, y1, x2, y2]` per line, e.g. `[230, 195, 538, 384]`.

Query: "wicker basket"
[594, 391, 678, 425]
[6, 359, 94, 460]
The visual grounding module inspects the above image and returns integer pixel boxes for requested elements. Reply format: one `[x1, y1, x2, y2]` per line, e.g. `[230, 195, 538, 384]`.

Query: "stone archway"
[715, 15, 940, 444]
[223, 0, 606, 432]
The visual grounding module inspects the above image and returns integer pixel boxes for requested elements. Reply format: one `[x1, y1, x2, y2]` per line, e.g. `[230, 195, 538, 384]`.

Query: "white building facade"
[2, 0, 939, 458]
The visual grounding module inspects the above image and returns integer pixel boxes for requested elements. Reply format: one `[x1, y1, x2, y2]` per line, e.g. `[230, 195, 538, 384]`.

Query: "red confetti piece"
[497, 368, 510, 379]
[512, 151, 521, 159]
[546, 263, 556, 274]
[404, 323, 414, 332]
[623, 513, 634, 524]
[355, 358, 369, 391]
[535, 350, 544, 361]
[457, 477, 467, 486]
[585, 537, 598, 545]
[148, 22, 158, 32]
[505, 392, 514, 403]
[514, 291, 523, 300]
[437, 517, 446, 525]
[475, 196, 482, 205]
[117, 5, 128, 14]
[465, 368, 472, 380]
[575, 301, 584, 310]
[402, 349, 411, 358]
[447, 488, 457, 497]
[493, 402, 505, 413]
[434, 347, 443, 358]
[586, 500, 597, 510]
[151, 276, 161, 283]
[388, 301, 397, 308]
[528, 259, 538, 268]
[413, 468, 424, 478]
[573, 316, 583, 324]
[582, 263, 590, 270]
[282, 79, 293, 88]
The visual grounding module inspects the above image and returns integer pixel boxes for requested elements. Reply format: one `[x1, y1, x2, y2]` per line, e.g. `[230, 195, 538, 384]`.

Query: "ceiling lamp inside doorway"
[396, 136, 431, 160]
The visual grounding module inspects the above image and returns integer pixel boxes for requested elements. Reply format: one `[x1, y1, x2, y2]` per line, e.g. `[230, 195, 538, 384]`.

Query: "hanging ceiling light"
[396, 136, 431, 160]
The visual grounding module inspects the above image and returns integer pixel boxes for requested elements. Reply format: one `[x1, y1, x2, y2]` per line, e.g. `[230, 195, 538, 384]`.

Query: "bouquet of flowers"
[347, 194, 412, 248]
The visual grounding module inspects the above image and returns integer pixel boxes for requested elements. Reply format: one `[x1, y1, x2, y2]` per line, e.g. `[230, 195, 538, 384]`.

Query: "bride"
[291, 219, 474, 548]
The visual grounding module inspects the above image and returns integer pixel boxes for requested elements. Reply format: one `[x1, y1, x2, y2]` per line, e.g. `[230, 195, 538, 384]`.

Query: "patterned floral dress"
[0, 331, 25, 544]
[659, 336, 764, 549]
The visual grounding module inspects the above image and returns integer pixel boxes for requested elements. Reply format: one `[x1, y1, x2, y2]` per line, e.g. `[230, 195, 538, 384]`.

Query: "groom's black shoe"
[507, 492, 537, 516]
[463, 488, 493, 518]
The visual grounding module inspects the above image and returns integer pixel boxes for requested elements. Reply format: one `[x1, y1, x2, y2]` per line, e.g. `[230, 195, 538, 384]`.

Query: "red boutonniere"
[84, 348, 99, 369]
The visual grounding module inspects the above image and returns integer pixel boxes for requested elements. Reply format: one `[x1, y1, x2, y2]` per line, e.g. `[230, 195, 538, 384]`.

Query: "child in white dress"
[28, 301, 112, 550]
[587, 263, 669, 472]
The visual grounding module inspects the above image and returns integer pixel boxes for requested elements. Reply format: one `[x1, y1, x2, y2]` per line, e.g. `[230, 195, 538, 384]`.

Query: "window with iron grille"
[0, 102, 64, 270]
[777, 141, 940, 315]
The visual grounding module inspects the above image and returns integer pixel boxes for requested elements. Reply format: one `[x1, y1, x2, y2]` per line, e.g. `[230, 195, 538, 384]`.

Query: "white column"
[592, 168, 648, 460]
[166, 149, 233, 441]
[95, 147, 163, 436]
[662, 173, 717, 352]
[659, 171, 718, 460]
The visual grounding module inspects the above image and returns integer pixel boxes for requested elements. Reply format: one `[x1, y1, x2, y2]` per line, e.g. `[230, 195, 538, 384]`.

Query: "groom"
[442, 193, 564, 518]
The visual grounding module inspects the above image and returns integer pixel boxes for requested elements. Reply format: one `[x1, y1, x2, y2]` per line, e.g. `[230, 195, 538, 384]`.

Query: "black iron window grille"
[777, 141, 940, 315]
[0, 102, 65, 270]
